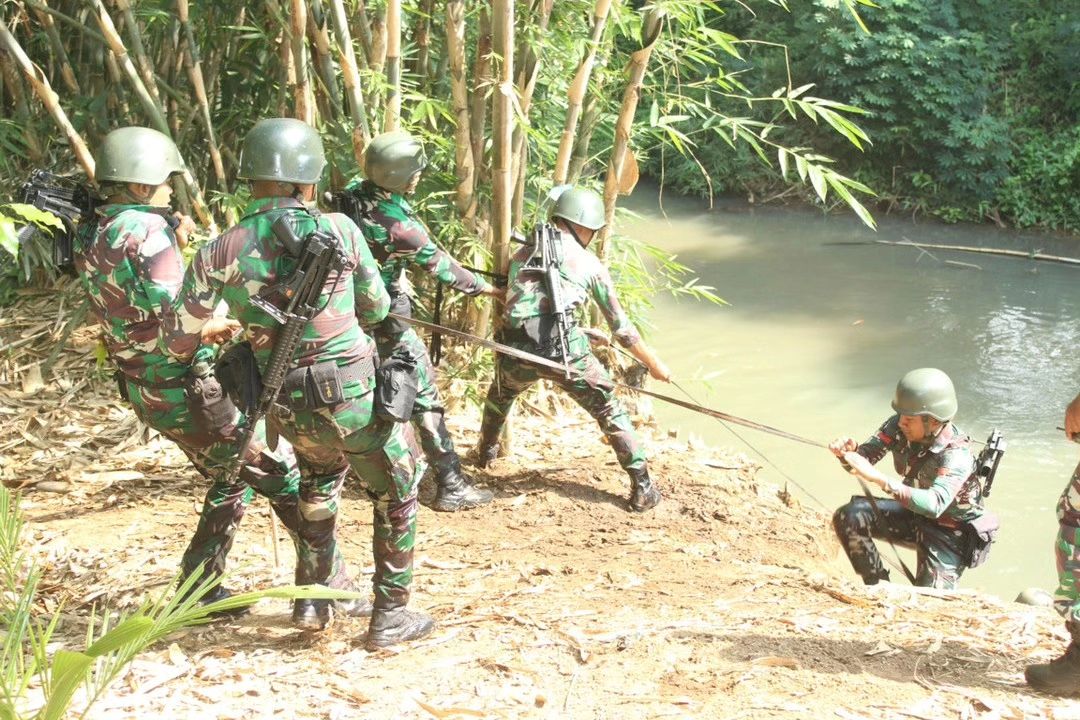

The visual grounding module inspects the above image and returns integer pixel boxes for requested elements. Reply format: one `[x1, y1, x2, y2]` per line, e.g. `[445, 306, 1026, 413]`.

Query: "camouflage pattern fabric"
[481, 326, 647, 474]
[504, 226, 641, 349]
[74, 204, 313, 584]
[343, 179, 485, 482]
[343, 179, 488, 295]
[833, 496, 968, 588]
[1053, 460, 1080, 626]
[373, 322, 460, 481]
[832, 415, 980, 589]
[159, 197, 424, 607]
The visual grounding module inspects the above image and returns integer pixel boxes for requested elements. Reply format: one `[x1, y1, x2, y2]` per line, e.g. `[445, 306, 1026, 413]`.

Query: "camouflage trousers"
[273, 373, 424, 609]
[374, 322, 463, 482]
[479, 328, 647, 474]
[833, 496, 968, 589]
[123, 378, 329, 584]
[1054, 458, 1080, 628]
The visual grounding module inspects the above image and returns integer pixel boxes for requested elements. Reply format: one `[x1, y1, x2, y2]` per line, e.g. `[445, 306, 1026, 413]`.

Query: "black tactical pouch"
[308, 361, 344, 407]
[183, 360, 239, 437]
[374, 346, 420, 422]
[215, 341, 263, 416]
[964, 510, 1000, 569]
[378, 291, 414, 337]
[521, 315, 568, 361]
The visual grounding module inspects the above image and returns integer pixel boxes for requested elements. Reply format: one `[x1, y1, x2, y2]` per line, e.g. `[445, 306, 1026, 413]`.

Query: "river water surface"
[623, 185, 1080, 601]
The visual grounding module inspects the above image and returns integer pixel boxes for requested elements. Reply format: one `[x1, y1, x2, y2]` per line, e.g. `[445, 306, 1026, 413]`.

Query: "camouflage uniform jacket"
[857, 415, 983, 525]
[344, 179, 488, 297]
[74, 204, 191, 381]
[160, 197, 389, 371]
[504, 227, 641, 348]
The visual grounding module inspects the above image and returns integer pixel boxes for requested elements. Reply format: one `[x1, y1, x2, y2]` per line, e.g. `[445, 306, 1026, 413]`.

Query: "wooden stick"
[554, 0, 614, 185]
[0, 20, 95, 178]
[875, 238, 1080, 266]
[27, 0, 80, 93]
[307, 0, 342, 118]
[382, 0, 401, 132]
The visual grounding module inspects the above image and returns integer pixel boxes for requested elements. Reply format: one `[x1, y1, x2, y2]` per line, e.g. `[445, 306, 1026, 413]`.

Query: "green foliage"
[651, 0, 1080, 231]
[0, 483, 364, 720]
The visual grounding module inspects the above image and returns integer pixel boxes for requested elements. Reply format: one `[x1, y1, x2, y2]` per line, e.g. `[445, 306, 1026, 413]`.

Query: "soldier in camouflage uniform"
[159, 118, 433, 649]
[339, 130, 497, 512]
[73, 126, 348, 618]
[475, 186, 671, 512]
[1025, 392, 1080, 694]
[830, 368, 985, 589]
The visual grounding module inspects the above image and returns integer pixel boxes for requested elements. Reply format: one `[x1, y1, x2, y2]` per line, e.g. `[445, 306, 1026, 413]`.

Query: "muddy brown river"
[623, 184, 1080, 600]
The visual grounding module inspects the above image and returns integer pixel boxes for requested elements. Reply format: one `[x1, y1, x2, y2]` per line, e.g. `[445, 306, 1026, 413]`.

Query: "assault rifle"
[975, 429, 1006, 497]
[518, 223, 572, 378]
[14, 171, 96, 272]
[223, 213, 349, 482]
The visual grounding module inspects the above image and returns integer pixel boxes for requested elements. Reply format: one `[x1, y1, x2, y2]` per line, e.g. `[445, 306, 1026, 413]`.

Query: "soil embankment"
[1, 285, 1077, 719]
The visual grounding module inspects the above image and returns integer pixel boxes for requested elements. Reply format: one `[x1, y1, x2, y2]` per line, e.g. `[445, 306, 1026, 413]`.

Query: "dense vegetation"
[0, 0, 877, 310]
[652, 0, 1080, 232]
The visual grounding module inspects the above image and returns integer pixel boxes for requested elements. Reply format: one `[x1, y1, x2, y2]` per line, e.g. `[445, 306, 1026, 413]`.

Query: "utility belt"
[278, 355, 376, 411]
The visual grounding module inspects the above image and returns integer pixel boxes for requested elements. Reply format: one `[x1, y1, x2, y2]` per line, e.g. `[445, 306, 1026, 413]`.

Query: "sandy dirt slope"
[2, 286, 1078, 719]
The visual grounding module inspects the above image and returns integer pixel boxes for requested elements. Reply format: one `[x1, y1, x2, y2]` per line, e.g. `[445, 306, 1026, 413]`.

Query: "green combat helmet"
[364, 131, 426, 194]
[550, 186, 606, 230]
[97, 127, 184, 185]
[239, 118, 326, 184]
[891, 367, 958, 421]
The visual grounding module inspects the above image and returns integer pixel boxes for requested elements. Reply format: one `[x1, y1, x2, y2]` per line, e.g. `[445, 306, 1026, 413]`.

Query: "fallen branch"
[874, 238, 1080, 267]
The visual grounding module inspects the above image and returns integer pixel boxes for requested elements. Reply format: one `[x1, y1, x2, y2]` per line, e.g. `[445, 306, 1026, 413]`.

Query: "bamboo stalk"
[445, 0, 475, 220]
[596, 7, 664, 261]
[554, 0, 615, 184]
[383, 0, 401, 132]
[175, 0, 229, 208]
[90, 0, 215, 230]
[113, 0, 164, 108]
[510, 0, 553, 226]
[27, 0, 80, 93]
[0, 20, 95, 178]
[469, 8, 492, 185]
[414, 0, 434, 86]
[873, 239, 1080, 266]
[0, 48, 45, 163]
[327, 0, 372, 157]
[306, 0, 342, 118]
[353, 0, 375, 67]
[491, 0, 515, 275]
[289, 0, 313, 123]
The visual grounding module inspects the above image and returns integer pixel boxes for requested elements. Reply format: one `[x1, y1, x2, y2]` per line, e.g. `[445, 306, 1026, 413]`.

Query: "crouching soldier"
[159, 118, 433, 649]
[475, 186, 671, 512]
[74, 126, 347, 618]
[336, 130, 498, 512]
[830, 368, 997, 590]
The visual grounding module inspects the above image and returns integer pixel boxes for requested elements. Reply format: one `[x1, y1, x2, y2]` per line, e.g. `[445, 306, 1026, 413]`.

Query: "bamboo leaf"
[649, 100, 659, 127]
[0, 217, 17, 257]
[777, 147, 789, 179]
[794, 154, 808, 181]
[4, 203, 65, 230]
[788, 83, 814, 99]
[84, 617, 155, 656]
[808, 164, 827, 201]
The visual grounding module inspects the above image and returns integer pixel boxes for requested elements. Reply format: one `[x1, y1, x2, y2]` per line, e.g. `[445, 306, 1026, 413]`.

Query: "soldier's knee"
[834, 498, 872, 536]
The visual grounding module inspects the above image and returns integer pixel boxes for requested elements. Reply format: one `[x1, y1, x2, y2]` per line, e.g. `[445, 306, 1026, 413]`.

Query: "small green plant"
[0, 483, 362, 720]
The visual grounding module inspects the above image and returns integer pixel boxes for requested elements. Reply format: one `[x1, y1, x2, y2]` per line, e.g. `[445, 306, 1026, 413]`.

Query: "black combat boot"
[330, 572, 374, 619]
[627, 466, 662, 512]
[472, 414, 504, 469]
[365, 606, 435, 650]
[432, 464, 494, 512]
[292, 598, 332, 631]
[1026, 640, 1080, 696]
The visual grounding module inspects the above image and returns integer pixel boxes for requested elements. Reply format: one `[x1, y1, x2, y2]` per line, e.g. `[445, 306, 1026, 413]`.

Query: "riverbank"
[2, 286, 1079, 718]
